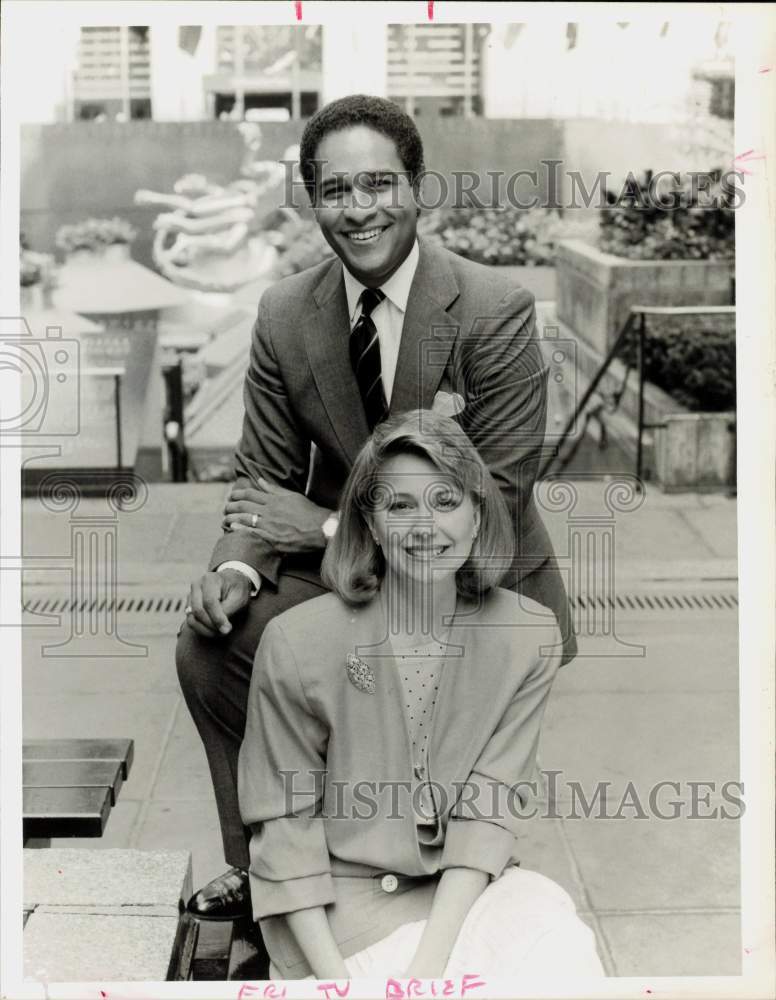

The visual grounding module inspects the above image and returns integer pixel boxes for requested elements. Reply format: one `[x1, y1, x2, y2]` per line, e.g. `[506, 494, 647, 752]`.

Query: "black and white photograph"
[0, 2, 773, 997]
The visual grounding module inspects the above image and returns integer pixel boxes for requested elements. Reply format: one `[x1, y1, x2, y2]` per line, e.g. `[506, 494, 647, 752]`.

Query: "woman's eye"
[389, 501, 413, 512]
[430, 490, 461, 511]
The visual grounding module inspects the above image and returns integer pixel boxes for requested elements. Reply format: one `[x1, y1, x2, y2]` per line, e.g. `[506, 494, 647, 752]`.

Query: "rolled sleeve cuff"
[250, 870, 336, 920]
[440, 818, 516, 879]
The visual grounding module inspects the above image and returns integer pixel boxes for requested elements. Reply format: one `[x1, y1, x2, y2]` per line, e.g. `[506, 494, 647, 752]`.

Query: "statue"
[134, 123, 303, 293]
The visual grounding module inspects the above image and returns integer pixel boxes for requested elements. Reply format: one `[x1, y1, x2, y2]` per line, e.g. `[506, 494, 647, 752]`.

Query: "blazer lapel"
[305, 258, 370, 465]
[389, 241, 461, 417]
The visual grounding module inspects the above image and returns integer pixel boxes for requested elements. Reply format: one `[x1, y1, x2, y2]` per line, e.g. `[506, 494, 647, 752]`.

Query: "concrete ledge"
[24, 848, 194, 983]
[25, 911, 181, 983]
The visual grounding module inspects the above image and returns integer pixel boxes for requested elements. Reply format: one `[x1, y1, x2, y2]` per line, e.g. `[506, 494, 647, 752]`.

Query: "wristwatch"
[321, 512, 340, 542]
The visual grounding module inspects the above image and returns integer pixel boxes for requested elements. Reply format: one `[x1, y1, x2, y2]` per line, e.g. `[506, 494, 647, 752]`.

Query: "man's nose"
[342, 186, 378, 221]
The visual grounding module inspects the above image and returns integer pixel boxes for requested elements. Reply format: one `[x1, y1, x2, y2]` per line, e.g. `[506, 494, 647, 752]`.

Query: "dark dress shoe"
[187, 867, 252, 920]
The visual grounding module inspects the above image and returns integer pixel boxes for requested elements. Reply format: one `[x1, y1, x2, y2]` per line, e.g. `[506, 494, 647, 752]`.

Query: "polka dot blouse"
[392, 637, 447, 825]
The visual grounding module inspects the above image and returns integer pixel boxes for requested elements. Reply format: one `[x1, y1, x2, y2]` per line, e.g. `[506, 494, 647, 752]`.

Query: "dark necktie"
[350, 287, 387, 430]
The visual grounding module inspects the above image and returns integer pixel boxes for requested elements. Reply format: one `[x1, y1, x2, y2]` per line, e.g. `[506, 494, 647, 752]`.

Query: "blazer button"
[381, 874, 398, 893]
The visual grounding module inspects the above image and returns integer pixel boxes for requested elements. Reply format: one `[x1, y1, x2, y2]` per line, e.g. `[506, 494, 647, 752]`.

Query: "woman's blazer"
[238, 586, 561, 923]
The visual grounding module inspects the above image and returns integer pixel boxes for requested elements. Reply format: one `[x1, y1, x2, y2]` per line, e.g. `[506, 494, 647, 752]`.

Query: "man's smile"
[345, 226, 389, 245]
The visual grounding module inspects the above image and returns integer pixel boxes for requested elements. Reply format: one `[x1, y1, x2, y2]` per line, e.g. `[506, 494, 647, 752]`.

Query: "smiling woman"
[236, 409, 604, 981]
[322, 408, 510, 606]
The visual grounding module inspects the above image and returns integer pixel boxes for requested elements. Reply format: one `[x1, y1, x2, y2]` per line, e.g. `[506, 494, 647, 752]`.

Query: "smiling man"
[176, 94, 575, 921]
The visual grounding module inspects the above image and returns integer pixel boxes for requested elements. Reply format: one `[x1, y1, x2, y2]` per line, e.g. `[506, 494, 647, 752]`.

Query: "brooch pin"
[346, 653, 376, 694]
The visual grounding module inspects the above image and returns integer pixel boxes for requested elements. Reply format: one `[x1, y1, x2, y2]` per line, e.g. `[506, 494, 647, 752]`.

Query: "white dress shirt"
[341, 238, 419, 403]
[219, 241, 420, 593]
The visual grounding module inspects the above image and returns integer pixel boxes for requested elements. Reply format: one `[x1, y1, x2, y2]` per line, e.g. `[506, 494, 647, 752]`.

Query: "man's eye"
[319, 185, 347, 204]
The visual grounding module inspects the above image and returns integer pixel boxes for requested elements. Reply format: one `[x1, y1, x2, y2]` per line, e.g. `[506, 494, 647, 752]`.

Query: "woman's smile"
[401, 541, 451, 560]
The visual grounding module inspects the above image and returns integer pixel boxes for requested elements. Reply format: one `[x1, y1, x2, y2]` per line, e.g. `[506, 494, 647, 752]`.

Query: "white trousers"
[272, 867, 605, 980]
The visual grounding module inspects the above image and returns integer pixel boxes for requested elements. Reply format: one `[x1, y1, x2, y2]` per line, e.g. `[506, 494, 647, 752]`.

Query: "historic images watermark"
[277, 769, 745, 823]
[0, 313, 150, 656]
[279, 160, 747, 212]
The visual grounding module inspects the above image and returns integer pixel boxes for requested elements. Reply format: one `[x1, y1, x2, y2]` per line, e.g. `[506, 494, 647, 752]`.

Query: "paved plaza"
[21, 478, 740, 977]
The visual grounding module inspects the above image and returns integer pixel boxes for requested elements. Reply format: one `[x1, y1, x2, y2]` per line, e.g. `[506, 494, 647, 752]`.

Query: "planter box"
[541, 306, 737, 492]
[655, 412, 736, 492]
[555, 239, 733, 354]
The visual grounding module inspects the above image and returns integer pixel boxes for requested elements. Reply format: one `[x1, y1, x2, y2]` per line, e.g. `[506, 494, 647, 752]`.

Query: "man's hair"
[299, 94, 425, 201]
[321, 409, 514, 604]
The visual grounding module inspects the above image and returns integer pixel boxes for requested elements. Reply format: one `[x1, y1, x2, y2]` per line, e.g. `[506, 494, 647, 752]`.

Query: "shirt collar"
[342, 239, 420, 324]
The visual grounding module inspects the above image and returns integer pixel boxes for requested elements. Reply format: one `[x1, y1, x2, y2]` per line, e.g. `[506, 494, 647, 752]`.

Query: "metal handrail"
[540, 304, 736, 483]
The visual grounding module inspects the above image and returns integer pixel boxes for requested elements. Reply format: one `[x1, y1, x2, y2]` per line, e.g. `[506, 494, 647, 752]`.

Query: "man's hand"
[222, 477, 330, 554]
[185, 569, 253, 638]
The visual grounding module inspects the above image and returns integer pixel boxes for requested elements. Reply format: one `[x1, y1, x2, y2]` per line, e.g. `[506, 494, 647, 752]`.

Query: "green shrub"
[622, 313, 736, 411]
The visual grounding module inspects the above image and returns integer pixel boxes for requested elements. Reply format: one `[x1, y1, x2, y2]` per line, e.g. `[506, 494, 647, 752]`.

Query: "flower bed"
[55, 217, 137, 257]
[598, 169, 734, 262]
[418, 206, 567, 266]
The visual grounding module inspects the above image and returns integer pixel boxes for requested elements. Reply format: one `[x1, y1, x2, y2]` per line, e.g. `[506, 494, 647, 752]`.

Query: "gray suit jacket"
[210, 239, 575, 660]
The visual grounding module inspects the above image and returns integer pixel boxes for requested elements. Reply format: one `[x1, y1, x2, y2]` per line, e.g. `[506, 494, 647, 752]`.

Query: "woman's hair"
[321, 409, 514, 604]
[299, 94, 426, 201]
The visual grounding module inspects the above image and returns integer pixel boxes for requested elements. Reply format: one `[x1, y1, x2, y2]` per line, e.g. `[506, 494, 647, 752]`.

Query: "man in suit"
[177, 94, 575, 920]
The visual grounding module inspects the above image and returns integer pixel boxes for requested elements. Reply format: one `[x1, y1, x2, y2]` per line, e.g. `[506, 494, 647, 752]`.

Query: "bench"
[23, 738, 134, 843]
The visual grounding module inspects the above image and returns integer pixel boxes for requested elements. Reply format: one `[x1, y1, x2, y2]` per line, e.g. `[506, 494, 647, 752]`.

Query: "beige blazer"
[238, 586, 561, 974]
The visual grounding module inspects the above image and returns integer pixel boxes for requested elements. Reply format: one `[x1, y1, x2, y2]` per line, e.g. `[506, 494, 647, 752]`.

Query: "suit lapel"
[305, 258, 370, 464]
[303, 242, 461, 463]
[389, 241, 461, 417]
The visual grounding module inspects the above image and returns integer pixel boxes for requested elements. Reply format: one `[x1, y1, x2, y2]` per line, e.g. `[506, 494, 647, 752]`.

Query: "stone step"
[24, 848, 197, 982]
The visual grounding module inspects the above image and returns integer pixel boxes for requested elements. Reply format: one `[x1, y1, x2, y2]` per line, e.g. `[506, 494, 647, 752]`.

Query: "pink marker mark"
[759, 67, 772, 73]
[428, 1, 434, 20]
[734, 149, 766, 175]
[460, 975, 486, 996]
[317, 983, 350, 1000]
[238, 986, 261, 999]
[295, 1, 303, 20]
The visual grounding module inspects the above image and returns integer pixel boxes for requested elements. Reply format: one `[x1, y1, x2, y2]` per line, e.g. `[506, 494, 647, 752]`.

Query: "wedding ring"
[251, 513, 258, 528]
[184, 605, 192, 615]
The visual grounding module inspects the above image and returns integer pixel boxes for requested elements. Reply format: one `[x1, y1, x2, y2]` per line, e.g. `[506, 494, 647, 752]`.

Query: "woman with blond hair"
[238, 409, 603, 980]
